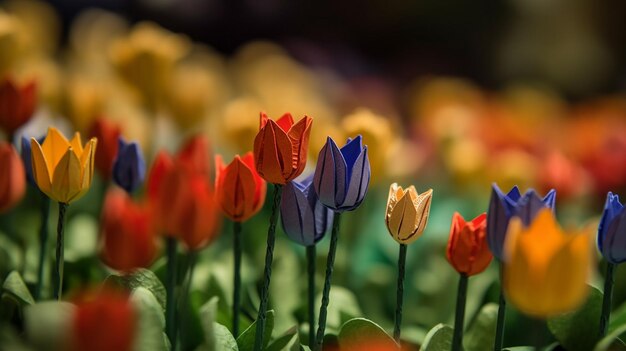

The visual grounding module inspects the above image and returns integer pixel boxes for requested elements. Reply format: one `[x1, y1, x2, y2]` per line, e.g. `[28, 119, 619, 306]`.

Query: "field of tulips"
[2, 2, 626, 351]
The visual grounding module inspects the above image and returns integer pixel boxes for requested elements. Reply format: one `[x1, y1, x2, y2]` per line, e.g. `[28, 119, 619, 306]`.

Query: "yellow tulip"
[31, 127, 97, 204]
[503, 209, 592, 318]
[385, 183, 433, 245]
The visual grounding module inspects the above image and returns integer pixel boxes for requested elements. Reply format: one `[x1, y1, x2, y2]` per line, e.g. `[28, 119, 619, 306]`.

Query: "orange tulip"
[0, 142, 26, 212]
[99, 188, 157, 272]
[446, 212, 492, 276]
[253, 112, 312, 184]
[0, 77, 36, 136]
[215, 152, 266, 222]
[71, 289, 136, 351]
[89, 118, 121, 179]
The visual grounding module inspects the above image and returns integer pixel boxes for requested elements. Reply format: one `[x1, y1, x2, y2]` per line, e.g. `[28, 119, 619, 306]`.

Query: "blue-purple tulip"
[597, 192, 626, 264]
[281, 175, 333, 246]
[112, 138, 146, 193]
[21, 135, 44, 185]
[487, 184, 556, 260]
[313, 135, 370, 212]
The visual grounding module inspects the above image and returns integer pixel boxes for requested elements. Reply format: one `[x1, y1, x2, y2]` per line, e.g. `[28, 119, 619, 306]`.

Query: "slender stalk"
[452, 273, 468, 351]
[233, 221, 243, 338]
[307, 244, 316, 346]
[53, 203, 68, 300]
[599, 262, 616, 338]
[532, 318, 544, 351]
[177, 251, 198, 349]
[165, 237, 179, 349]
[393, 243, 408, 342]
[315, 212, 342, 351]
[34, 195, 50, 300]
[253, 184, 283, 351]
[494, 263, 506, 351]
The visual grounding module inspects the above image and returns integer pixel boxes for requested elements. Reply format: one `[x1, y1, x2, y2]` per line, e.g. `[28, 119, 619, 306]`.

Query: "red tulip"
[89, 118, 122, 179]
[0, 142, 26, 213]
[99, 188, 157, 272]
[446, 212, 492, 276]
[253, 112, 312, 184]
[215, 152, 266, 222]
[0, 78, 36, 136]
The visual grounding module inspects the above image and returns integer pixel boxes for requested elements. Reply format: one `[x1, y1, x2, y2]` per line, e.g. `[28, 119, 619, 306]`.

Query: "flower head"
[215, 152, 266, 222]
[112, 138, 146, 193]
[0, 142, 25, 212]
[503, 209, 592, 318]
[253, 112, 312, 185]
[446, 212, 492, 276]
[597, 192, 626, 264]
[0, 77, 37, 136]
[30, 127, 97, 204]
[313, 135, 371, 212]
[487, 184, 556, 260]
[281, 175, 334, 246]
[385, 183, 433, 245]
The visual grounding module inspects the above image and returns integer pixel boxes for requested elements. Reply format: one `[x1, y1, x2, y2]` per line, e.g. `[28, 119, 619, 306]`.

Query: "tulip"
[596, 192, 626, 337]
[112, 138, 146, 193]
[0, 77, 37, 138]
[503, 209, 591, 318]
[215, 152, 266, 222]
[71, 290, 136, 351]
[446, 212, 490, 351]
[0, 142, 26, 213]
[313, 135, 371, 212]
[446, 212, 492, 276]
[253, 112, 312, 185]
[99, 188, 156, 272]
[385, 183, 433, 245]
[89, 118, 121, 180]
[20, 135, 44, 185]
[30, 127, 97, 204]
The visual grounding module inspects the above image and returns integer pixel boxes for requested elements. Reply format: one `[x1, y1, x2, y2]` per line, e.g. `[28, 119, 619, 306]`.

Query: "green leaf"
[547, 286, 602, 351]
[464, 303, 498, 351]
[337, 318, 396, 349]
[266, 326, 299, 351]
[421, 324, 453, 351]
[2, 271, 35, 305]
[131, 287, 169, 351]
[199, 296, 219, 348]
[105, 269, 167, 311]
[236, 310, 274, 351]
[213, 323, 239, 351]
[594, 323, 626, 351]
[24, 301, 75, 350]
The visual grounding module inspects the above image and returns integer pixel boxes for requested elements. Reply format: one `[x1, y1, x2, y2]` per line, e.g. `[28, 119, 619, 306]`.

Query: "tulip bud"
[503, 209, 592, 318]
[597, 192, 626, 264]
[215, 152, 266, 222]
[281, 175, 333, 246]
[253, 112, 312, 184]
[446, 212, 492, 276]
[314, 135, 371, 212]
[89, 118, 121, 180]
[112, 138, 146, 193]
[385, 183, 432, 245]
[0, 142, 26, 213]
[487, 184, 556, 260]
[0, 77, 37, 137]
[99, 188, 156, 272]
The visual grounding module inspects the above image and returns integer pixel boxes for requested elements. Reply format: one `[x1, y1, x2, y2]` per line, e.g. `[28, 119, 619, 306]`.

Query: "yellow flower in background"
[219, 97, 263, 154]
[342, 108, 394, 183]
[0, 11, 23, 74]
[31, 127, 97, 204]
[503, 209, 592, 318]
[62, 75, 106, 133]
[385, 183, 433, 245]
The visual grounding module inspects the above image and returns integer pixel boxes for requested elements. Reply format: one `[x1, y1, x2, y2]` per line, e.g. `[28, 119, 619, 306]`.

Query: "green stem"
[165, 237, 178, 350]
[53, 202, 68, 300]
[253, 184, 283, 351]
[233, 221, 242, 338]
[532, 318, 544, 351]
[393, 243, 407, 342]
[314, 212, 342, 351]
[307, 244, 316, 346]
[452, 273, 468, 351]
[494, 264, 506, 351]
[34, 195, 50, 300]
[177, 250, 198, 349]
[600, 262, 615, 338]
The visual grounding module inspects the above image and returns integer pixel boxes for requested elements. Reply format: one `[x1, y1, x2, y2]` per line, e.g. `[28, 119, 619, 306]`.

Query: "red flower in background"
[446, 212, 492, 276]
[0, 142, 25, 213]
[89, 118, 122, 179]
[0, 77, 36, 136]
[99, 188, 157, 272]
[215, 152, 266, 222]
[71, 290, 136, 351]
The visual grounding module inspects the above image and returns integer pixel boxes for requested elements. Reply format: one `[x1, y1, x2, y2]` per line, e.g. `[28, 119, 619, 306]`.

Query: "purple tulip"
[112, 138, 145, 193]
[487, 184, 556, 260]
[313, 135, 370, 212]
[598, 192, 626, 264]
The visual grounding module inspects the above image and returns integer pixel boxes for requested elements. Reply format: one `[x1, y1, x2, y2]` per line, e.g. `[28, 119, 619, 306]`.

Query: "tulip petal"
[70, 132, 84, 155]
[30, 138, 52, 196]
[41, 128, 71, 176]
[281, 181, 313, 245]
[51, 148, 83, 203]
[604, 210, 626, 263]
[342, 146, 370, 209]
[315, 137, 347, 208]
[276, 113, 294, 132]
